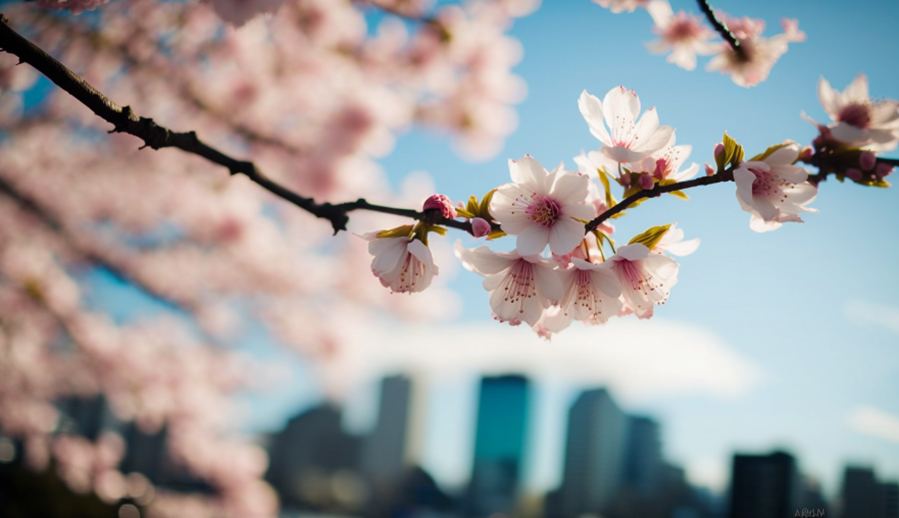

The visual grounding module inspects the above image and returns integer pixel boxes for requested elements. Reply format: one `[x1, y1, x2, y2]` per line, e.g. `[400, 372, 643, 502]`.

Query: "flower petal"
[516, 224, 551, 256]
[578, 90, 613, 145]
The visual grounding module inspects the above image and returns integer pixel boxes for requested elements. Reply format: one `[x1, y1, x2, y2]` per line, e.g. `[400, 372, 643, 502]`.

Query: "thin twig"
[696, 0, 745, 61]
[0, 14, 471, 235]
[586, 169, 735, 231]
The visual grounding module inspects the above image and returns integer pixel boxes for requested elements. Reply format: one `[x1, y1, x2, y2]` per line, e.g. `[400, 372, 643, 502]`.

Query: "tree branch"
[585, 169, 735, 232]
[696, 0, 745, 61]
[0, 13, 474, 235]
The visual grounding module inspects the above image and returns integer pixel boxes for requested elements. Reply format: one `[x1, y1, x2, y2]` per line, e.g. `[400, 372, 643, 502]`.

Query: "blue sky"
[352, 0, 899, 500]
[73, 0, 899, 504]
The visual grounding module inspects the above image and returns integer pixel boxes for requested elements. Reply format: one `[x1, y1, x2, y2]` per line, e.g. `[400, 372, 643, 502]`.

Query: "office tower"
[841, 467, 899, 518]
[556, 388, 629, 518]
[728, 451, 800, 518]
[361, 375, 412, 485]
[467, 374, 531, 517]
[623, 415, 663, 497]
[266, 404, 361, 509]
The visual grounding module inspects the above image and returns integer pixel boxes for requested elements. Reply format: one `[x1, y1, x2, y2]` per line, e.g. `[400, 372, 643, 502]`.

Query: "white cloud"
[848, 406, 899, 444]
[843, 299, 899, 335]
[686, 457, 730, 492]
[326, 317, 763, 405]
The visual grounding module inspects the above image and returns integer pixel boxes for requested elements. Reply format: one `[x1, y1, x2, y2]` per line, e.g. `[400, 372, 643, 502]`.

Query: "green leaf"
[455, 207, 475, 219]
[466, 195, 480, 216]
[486, 229, 506, 240]
[610, 211, 627, 219]
[597, 167, 617, 207]
[628, 224, 673, 251]
[479, 189, 496, 218]
[376, 224, 415, 238]
[667, 190, 689, 200]
[749, 142, 792, 162]
[718, 131, 745, 172]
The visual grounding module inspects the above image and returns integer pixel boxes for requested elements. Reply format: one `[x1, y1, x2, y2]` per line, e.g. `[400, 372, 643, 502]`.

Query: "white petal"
[635, 124, 675, 155]
[615, 243, 650, 261]
[511, 155, 549, 193]
[817, 77, 838, 119]
[664, 238, 700, 257]
[830, 123, 867, 143]
[548, 217, 587, 256]
[551, 172, 590, 204]
[603, 86, 639, 139]
[764, 142, 800, 165]
[733, 168, 757, 207]
[516, 224, 551, 256]
[533, 262, 563, 303]
[844, 74, 869, 103]
[578, 90, 612, 145]
[454, 241, 513, 276]
[369, 237, 408, 275]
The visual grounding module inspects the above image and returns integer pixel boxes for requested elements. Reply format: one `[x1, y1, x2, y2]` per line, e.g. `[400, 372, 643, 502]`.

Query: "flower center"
[838, 102, 872, 128]
[571, 270, 606, 318]
[526, 195, 561, 227]
[749, 166, 789, 200]
[666, 17, 704, 42]
[396, 252, 426, 293]
[616, 259, 668, 310]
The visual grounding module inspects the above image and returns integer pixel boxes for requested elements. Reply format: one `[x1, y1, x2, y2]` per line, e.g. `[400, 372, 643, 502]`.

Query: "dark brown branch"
[586, 169, 735, 232]
[0, 13, 473, 235]
[696, 0, 746, 61]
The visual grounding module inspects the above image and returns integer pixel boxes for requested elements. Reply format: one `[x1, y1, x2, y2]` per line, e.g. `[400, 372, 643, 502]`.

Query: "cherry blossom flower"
[531, 306, 572, 340]
[652, 223, 699, 256]
[812, 75, 899, 152]
[490, 155, 594, 256]
[592, 0, 651, 14]
[632, 144, 699, 182]
[706, 17, 805, 88]
[559, 258, 622, 324]
[455, 242, 562, 326]
[645, 1, 716, 71]
[733, 142, 818, 232]
[578, 87, 676, 164]
[363, 231, 438, 293]
[608, 243, 678, 319]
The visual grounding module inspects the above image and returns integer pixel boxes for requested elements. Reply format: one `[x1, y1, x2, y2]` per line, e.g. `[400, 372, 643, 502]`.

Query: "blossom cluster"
[593, 0, 805, 87]
[363, 77, 899, 335]
[0, 0, 536, 515]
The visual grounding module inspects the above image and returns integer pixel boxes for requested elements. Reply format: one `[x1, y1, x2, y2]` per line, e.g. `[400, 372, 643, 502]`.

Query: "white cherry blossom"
[652, 223, 699, 256]
[733, 142, 818, 232]
[455, 242, 562, 326]
[706, 17, 805, 88]
[592, 0, 651, 14]
[813, 75, 899, 152]
[608, 243, 678, 319]
[558, 258, 623, 324]
[363, 233, 438, 293]
[490, 155, 594, 256]
[645, 1, 716, 71]
[578, 87, 676, 164]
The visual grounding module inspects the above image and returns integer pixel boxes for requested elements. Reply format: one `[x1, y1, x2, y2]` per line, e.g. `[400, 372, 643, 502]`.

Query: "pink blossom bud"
[799, 146, 814, 162]
[714, 143, 725, 157]
[704, 163, 715, 176]
[860, 151, 877, 171]
[639, 173, 654, 190]
[471, 217, 491, 238]
[619, 173, 631, 187]
[876, 162, 894, 178]
[422, 194, 456, 219]
[846, 168, 862, 181]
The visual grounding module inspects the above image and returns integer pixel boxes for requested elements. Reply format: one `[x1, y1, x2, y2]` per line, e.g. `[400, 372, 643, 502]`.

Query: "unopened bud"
[639, 173, 655, 190]
[876, 162, 894, 178]
[471, 217, 491, 238]
[714, 143, 725, 157]
[704, 163, 715, 176]
[619, 173, 631, 187]
[846, 168, 862, 182]
[799, 146, 814, 162]
[423, 194, 456, 219]
[860, 151, 877, 171]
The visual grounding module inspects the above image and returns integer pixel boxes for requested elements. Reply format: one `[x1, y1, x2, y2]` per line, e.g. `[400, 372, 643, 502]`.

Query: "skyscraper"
[555, 388, 629, 518]
[840, 466, 899, 518]
[361, 375, 412, 485]
[728, 451, 800, 518]
[623, 415, 663, 498]
[467, 374, 531, 517]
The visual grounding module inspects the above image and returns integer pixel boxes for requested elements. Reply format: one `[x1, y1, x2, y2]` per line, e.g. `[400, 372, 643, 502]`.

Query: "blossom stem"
[696, 0, 746, 61]
[585, 169, 735, 232]
[0, 14, 481, 236]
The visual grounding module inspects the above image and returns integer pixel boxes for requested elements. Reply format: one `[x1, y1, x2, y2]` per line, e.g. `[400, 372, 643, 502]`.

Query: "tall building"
[361, 375, 412, 489]
[840, 466, 899, 518]
[555, 388, 629, 518]
[623, 415, 663, 498]
[266, 404, 361, 509]
[728, 451, 800, 518]
[467, 374, 532, 517]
